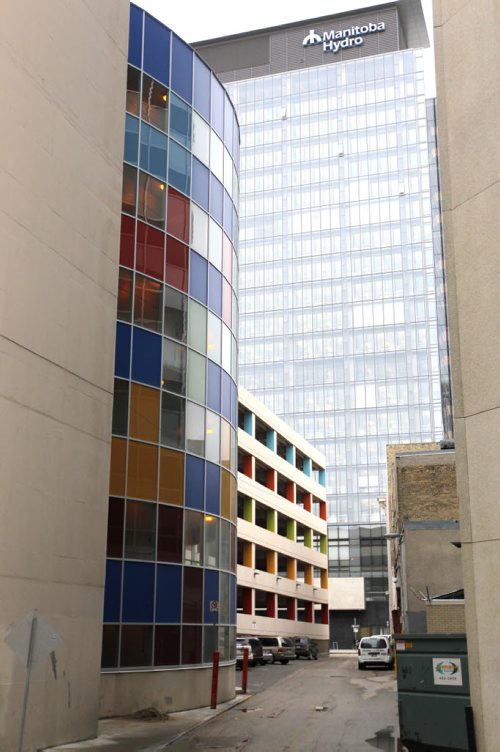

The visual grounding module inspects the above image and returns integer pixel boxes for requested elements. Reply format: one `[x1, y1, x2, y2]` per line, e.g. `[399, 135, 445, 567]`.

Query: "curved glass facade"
[102, 5, 239, 670]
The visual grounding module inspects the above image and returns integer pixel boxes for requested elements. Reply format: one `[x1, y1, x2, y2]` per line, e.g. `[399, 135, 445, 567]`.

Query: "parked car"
[357, 635, 394, 670]
[293, 637, 319, 660]
[236, 636, 265, 667]
[258, 636, 296, 664]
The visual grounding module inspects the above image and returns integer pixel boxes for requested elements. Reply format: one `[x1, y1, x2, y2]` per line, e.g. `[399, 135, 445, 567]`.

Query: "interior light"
[207, 343, 215, 350]
[159, 183, 165, 191]
[205, 515, 215, 522]
[162, 94, 167, 102]
[206, 428, 214, 434]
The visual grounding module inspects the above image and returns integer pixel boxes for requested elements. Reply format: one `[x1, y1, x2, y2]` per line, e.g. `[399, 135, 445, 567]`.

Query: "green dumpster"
[395, 633, 471, 751]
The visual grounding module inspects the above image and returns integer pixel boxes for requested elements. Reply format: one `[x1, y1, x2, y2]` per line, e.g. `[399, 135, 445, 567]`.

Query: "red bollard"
[211, 650, 220, 709]
[241, 647, 249, 694]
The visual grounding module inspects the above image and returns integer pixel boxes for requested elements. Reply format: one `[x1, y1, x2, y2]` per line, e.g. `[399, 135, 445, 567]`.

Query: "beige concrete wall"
[100, 665, 236, 717]
[0, 2, 128, 749]
[434, 2, 500, 749]
[426, 603, 466, 634]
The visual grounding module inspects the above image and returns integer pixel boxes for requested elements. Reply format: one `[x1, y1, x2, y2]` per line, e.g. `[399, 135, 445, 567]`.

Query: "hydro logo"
[303, 21, 386, 54]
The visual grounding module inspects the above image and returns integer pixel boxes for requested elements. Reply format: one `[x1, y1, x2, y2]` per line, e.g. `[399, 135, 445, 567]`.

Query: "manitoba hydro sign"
[303, 21, 385, 54]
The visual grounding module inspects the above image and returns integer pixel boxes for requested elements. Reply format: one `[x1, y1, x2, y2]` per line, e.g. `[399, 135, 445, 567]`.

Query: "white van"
[357, 635, 394, 670]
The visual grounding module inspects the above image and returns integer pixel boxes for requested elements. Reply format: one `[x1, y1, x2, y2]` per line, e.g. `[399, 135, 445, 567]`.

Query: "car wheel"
[313, 655, 318, 660]
[281, 659, 289, 665]
[271, 656, 276, 664]
[250, 659, 257, 667]
[307, 654, 311, 660]
[259, 659, 266, 665]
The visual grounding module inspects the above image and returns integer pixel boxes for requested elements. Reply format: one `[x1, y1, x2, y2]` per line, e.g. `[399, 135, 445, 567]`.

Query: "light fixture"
[206, 428, 214, 435]
[205, 515, 215, 522]
[162, 94, 167, 102]
[159, 183, 165, 191]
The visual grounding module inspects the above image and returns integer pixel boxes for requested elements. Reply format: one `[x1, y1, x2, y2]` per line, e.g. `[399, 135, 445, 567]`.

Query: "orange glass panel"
[267, 550, 276, 574]
[321, 569, 328, 589]
[305, 563, 313, 585]
[109, 438, 126, 496]
[129, 383, 160, 442]
[127, 441, 158, 500]
[220, 468, 230, 519]
[159, 447, 184, 505]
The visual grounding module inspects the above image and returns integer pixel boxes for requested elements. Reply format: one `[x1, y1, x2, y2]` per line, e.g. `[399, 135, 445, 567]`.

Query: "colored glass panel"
[127, 441, 158, 501]
[207, 361, 221, 413]
[168, 140, 190, 195]
[120, 214, 135, 268]
[124, 114, 139, 165]
[141, 73, 169, 132]
[156, 564, 182, 622]
[193, 55, 210, 121]
[103, 560, 122, 622]
[120, 625, 153, 667]
[143, 15, 170, 86]
[171, 34, 193, 103]
[129, 383, 160, 442]
[139, 121, 167, 179]
[185, 455, 204, 510]
[159, 447, 184, 505]
[122, 164, 137, 216]
[167, 187, 189, 243]
[112, 378, 129, 436]
[126, 65, 140, 116]
[188, 298, 207, 353]
[154, 625, 180, 665]
[138, 170, 166, 229]
[162, 339, 186, 395]
[117, 268, 133, 323]
[182, 625, 202, 664]
[157, 505, 183, 562]
[205, 462, 220, 516]
[109, 438, 126, 497]
[189, 251, 208, 305]
[169, 93, 192, 149]
[192, 158, 209, 212]
[187, 349, 206, 404]
[122, 562, 155, 622]
[161, 392, 185, 449]
[220, 468, 230, 520]
[131, 327, 162, 386]
[163, 285, 188, 341]
[182, 567, 203, 622]
[165, 236, 188, 292]
[185, 401, 205, 458]
[107, 497, 124, 558]
[136, 221, 164, 280]
[101, 625, 119, 669]
[125, 500, 156, 560]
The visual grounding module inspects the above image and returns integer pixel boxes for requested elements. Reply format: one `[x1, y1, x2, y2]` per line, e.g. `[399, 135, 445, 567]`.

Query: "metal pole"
[241, 647, 249, 694]
[18, 610, 38, 752]
[210, 651, 220, 710]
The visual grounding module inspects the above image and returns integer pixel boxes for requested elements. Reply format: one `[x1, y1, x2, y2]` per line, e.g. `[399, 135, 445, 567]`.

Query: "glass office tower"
[195, 2, 451, 638]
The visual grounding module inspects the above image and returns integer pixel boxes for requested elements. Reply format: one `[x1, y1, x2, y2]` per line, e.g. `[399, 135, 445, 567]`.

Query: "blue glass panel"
[207, 361, 221, 413]
[122, 562, 155, 622]
[171, 35, 193, 104]
[189, 251, 207, 305]
[205, 462, 220, 515]
[170, 94, 192, 149]
[191, 158, 209, 212]
[204, 569, 219, 623]
[221, 371, 231, 422]
[139, 122, 168, 179]
[223, 98, 233, 156]
[115, 322, 131, 378]
[210, 175, 223, 226]
[185, 455, 204, 510]
[208, 265, 222, 317]
[168, 141, 191, 195]
[223, 190, 232, 236]
[103, 560, 122, 622]
[156, 564, 182, 622]
[124, 114, 139, 165]
[143, 15, 170, 86]
[230, 379, 237, 427]
[131, 327, 162, 386]
[193, 55, 211, 121]
[128, 5, 143, 67]
[230, 573, 237, 624]
[210, 75, 224, 138]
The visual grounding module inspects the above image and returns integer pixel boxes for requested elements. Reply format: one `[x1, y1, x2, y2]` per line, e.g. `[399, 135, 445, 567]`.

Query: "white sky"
[134, 0, 435, 94]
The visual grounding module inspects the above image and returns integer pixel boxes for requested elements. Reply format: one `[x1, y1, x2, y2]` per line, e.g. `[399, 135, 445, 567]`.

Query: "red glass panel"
[136, 221, 164, 280]
[182, 567, 203, 623]
[154, 625, 180, 665]
[167, 187, 189, 243]
[120, 215, 135, 268]
[107, 497, 124, 558]
[165, 235, 189, 292]
[157, 506, 183, 563]
[182, 625, 202, 665]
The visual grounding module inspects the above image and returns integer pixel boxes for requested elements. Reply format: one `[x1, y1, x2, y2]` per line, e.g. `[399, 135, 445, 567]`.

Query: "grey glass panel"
[184, 510, 203, 566]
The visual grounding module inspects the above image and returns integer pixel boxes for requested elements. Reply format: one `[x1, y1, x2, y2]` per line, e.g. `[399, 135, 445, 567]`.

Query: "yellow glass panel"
[220, 469, 230, 519]
[127, 441, 158, 500]
[129, 383, 160, 442]
[109, 438, 126, 496]
[159, 448, 184, 505]
[229, 474, 237, 522]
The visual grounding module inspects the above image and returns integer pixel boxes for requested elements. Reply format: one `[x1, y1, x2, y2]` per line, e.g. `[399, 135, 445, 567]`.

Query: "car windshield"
[282, 639, 294, 647]
[361, 638, 387, 649]
[259, 638, 277, 646]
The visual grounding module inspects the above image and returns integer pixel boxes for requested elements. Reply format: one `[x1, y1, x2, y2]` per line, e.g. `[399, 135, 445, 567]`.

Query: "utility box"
[395, 634, 471, 751]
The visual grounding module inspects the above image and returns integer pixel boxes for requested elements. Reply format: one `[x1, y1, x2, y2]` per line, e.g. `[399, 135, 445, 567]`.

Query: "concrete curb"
[162, 693, 252, 748]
